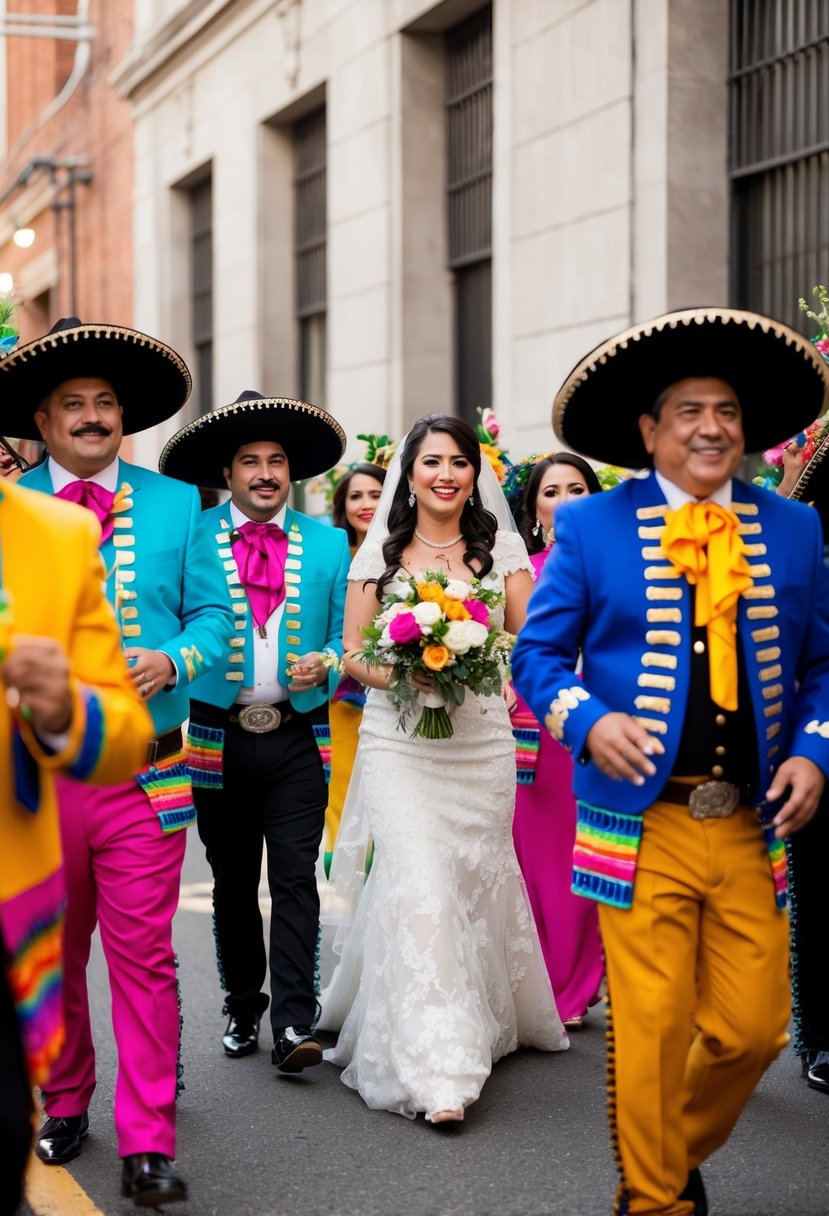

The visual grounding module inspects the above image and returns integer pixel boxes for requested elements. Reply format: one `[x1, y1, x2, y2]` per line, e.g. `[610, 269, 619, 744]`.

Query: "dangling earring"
[408, 486, 415, 508]
[469, 493, 475, 507]
[532, 518, 543, 538]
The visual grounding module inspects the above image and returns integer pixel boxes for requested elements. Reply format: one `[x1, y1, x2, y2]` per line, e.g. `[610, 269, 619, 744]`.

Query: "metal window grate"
[729, 0, 829, 324]
[295, 109, 327, 319]
[191, 177, 213, 416]
[446, 5, 493, 269]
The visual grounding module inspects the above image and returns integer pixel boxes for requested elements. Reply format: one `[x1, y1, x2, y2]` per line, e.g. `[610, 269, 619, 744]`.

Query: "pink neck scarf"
[231, 520, 288, 629]
[55, 479, 116, 544]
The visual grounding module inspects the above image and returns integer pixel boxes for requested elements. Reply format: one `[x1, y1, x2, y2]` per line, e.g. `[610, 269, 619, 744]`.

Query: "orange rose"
[417, 582, 445, 603]
[443, 599, 470, 621]
[422, 645, 450, 671]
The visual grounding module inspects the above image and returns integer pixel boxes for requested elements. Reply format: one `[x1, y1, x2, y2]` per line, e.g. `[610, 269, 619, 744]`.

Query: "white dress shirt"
[654, 470, 733, 510]
[48, 455, 120, 494]
[230, 502, 290, 706]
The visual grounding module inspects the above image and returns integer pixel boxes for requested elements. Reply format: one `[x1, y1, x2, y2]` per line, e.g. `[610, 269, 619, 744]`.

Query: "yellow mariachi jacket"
[0, 479, 153, 1083]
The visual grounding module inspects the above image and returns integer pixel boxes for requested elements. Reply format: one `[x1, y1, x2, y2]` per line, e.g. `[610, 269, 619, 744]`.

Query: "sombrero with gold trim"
[0, 317, 191, 438]
[553, 307, 829, 468]
[159, 390, 347, 488]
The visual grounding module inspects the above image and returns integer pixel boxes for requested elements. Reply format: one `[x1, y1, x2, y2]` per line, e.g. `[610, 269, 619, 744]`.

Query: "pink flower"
[388, 612, 422, 644]
[481, 408, 500, 438]
[464, 598, 491, 626]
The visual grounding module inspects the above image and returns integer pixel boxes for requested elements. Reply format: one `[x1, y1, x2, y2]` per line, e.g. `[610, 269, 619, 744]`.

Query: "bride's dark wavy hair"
[375, 414, 498, 599]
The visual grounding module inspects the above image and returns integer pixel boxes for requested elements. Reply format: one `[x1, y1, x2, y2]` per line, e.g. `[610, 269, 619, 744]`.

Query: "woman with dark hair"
[518, 452, 601, 553]
[326, 462, 387, 853]
[511, 452, 604, 1029]
[331, 462, 386, 547]
[320, 414, 567, 1123]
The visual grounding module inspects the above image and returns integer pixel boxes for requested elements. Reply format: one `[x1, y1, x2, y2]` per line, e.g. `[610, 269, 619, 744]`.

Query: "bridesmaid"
[511, 452, 605, 1028]
[325, 462, 386, 854]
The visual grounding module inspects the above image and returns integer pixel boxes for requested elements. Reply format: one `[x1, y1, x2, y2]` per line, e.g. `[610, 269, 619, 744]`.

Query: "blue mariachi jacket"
[512, 471, 829, 908]
[21, 458, 234, 738]
[189, 503, 350, 713]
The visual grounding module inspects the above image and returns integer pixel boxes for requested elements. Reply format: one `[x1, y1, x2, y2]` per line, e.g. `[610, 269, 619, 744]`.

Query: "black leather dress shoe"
[679, 1168, 708, 1216]
[271, 1024, 322, 1073]
[120, 1153, 187, 1206]
[807, 1050, 829, 1093]
[222, 1012, 261, 1057]
[35, 1112, 89, 1165]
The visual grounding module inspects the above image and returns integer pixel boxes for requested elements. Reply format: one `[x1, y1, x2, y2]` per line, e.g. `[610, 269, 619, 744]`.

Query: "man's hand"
[288, 652, 328, 692]
[776, 440, 803, 498]
[764, 756, 824, 839]
[124, 647, 176, 702]
[586, 712, 665, 784]
[1, 635, 73, 735]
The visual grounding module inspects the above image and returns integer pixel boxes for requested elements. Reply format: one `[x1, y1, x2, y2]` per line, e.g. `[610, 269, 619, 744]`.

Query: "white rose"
[443, 579, 471, 601]
[463, 620, 489, 649]
[443, 619, 488, 655]
[378, 626, 397, 654]
[386, 576, 412, 599]
[412, 601, 442, 627]
[377, 601, 410, 627]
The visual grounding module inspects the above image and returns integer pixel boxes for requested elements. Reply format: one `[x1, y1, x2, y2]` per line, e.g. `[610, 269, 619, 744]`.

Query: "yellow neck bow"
[661, 500, 754, 711]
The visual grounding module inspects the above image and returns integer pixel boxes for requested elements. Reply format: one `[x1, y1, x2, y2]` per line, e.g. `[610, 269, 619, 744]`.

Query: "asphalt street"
[21, 837, 829, 1216]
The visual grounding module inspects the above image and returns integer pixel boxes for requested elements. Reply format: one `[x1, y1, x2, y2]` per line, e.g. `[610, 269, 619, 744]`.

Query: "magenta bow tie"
[231, 520, 288, 629]
[55, 479, 116, 545]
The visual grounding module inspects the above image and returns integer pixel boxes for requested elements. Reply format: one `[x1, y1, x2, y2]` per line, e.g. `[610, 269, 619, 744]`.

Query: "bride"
[319, 414, 568, 1123]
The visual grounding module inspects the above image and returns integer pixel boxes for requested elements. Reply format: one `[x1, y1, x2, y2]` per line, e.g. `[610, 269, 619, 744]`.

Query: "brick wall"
[0, 0, 134, 340]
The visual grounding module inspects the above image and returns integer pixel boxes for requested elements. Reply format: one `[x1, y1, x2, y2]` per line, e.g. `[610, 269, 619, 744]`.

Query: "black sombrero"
[0, 317, 191, 438]
[158, 390, 347, 488]
[553, 308, 829, 468]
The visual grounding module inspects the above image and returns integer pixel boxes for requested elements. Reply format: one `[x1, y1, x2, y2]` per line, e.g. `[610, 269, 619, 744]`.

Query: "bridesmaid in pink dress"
[510, 453, 604, 1028]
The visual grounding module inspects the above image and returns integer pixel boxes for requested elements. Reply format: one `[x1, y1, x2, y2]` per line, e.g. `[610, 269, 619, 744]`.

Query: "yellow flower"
[422, 644, 450, 671]
[443, 598, 470, 621]
[480, 443, 506, 483]
[417, 582, 445, 604]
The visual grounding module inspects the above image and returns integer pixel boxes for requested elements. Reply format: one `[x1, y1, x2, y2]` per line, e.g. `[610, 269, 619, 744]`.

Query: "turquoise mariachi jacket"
[512, 471, 829, 910]
[20, 458, 234, 738]
[189, 503, 350, 713]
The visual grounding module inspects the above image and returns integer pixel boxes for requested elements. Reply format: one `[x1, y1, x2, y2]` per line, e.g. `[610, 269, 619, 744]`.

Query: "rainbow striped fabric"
[511, 708, 540, 784]
[313, 723, 331, 784]
[185, 722, 225, 790]
[573, 802, 644, 908]
[135, 752, 195, 832]
[4, 868, 65, 1085]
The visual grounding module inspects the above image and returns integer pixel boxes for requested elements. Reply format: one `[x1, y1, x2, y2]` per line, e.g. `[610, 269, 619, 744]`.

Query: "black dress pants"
[789, 793, 829, 1055]
[193, 703, 326, 1036]
[0, 959, 33, 1216]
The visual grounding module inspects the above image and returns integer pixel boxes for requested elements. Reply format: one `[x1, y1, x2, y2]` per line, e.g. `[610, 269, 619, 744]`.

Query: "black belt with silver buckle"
[147, 728, 183, 765]
[660, 778, 745, 820]
[228, 702, 293, 734]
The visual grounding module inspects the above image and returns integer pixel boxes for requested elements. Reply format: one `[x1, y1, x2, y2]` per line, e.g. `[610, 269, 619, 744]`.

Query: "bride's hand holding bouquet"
[355, 568, 515, 739]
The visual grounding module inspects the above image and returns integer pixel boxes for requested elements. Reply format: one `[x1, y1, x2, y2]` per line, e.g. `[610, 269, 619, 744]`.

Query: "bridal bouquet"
[357, 569, 515, 739]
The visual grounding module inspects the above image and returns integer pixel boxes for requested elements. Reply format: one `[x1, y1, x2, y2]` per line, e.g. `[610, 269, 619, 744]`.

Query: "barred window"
[294, 108, 327, 405]
[729, 1, 829, 326]
[446, 5, 492, 423]
[190, 176, 213, 417]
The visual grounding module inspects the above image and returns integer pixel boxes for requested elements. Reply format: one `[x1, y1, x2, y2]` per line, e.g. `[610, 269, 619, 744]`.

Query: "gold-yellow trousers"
[325, 698, 362, 853]
[598, 798, 790, 1216]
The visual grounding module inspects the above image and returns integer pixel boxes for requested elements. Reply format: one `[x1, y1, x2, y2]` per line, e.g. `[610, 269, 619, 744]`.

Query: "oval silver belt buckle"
[688, 780, 740, 820]
[237, 704, 282, 733]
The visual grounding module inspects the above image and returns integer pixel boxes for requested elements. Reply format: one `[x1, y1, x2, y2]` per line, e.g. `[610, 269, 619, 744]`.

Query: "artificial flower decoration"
[475, 408, 512, 483]
[0, 295, 19, 355]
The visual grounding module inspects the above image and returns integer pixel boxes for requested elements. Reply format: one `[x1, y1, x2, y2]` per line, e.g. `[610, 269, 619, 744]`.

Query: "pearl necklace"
[414, 529, 463, 549]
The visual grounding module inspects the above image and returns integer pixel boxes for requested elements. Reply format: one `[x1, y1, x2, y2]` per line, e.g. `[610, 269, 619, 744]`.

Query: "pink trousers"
[44, 774, 186, 1158]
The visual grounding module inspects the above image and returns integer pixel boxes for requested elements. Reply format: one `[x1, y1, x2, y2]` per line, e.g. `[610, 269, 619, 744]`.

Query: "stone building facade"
[113, 0, 734, 468]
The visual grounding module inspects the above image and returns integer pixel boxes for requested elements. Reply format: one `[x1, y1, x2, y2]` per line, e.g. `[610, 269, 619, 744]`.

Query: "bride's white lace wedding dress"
[319, 531, 569, 1119]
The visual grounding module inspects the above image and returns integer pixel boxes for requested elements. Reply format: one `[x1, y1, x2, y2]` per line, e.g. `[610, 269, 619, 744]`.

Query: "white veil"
[317, 425, 519, 1024]
[362, 428, 518, 549]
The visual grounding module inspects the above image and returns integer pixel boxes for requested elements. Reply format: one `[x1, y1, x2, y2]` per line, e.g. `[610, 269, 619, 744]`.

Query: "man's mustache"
[71, 425, 113, 437]
[251, 481, 280, 491]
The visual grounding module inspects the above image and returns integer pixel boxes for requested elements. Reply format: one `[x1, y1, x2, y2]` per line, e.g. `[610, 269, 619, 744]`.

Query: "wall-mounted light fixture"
[0, 273, 15, 294]
[13, 226, 35, 248]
